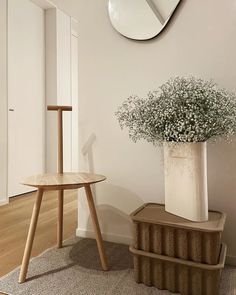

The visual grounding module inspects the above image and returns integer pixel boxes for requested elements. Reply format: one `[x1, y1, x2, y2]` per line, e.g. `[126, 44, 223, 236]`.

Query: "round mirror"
[108, 0, 181, 40]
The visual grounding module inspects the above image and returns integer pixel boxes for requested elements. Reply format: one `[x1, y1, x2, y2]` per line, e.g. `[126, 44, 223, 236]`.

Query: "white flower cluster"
[115, 76, 236, 144]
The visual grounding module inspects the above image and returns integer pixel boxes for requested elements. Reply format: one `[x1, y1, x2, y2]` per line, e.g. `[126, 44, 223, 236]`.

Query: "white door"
[8, 0, 45, 197]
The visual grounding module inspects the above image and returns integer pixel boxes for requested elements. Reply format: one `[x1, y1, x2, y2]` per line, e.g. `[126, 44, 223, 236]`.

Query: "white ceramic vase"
[163, 142, 208, 222]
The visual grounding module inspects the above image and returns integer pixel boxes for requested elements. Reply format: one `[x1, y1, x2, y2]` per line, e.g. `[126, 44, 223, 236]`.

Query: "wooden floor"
[0, 190, 78, 277]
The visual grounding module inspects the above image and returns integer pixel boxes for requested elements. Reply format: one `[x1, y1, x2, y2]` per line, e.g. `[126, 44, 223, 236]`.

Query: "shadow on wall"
[86, 204, 132, 243]
[85, 183, 145, 243]
[82, 133, 97, 201]
[207, 139, 236, 256]
[96, 182, 145, 214]
[81, 133, 144, 243]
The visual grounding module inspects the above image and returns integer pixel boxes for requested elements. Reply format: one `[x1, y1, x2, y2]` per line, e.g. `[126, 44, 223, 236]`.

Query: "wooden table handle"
[47, 105, 72, 111]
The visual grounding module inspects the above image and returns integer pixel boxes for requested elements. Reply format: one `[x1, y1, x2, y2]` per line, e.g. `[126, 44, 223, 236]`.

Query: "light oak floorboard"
[0, 190, 78, 277]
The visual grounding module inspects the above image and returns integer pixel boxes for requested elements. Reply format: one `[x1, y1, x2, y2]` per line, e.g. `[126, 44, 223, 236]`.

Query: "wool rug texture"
[0, 237, 235, 295]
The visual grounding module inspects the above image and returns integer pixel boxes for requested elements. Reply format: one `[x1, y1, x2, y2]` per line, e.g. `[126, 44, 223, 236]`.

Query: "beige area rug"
[0, 237, 235, 295]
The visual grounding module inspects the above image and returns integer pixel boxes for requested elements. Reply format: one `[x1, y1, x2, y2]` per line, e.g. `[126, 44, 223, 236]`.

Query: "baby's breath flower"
[115, 76, 236, 144]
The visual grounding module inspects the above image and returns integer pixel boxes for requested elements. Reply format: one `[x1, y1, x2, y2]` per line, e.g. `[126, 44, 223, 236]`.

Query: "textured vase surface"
[164, 142, 208, 222]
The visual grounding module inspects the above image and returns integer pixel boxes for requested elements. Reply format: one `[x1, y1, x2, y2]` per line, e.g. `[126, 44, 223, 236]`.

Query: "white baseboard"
[76, 228, 133, 245]
[0, 198, 9, 206]
[76, 228, 236, 267]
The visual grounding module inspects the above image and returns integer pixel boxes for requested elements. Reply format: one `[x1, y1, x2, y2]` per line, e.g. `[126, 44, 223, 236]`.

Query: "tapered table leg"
[57, 190, 64, 248]
[19, 189, 44, 283]
[85, 185, 109, 271]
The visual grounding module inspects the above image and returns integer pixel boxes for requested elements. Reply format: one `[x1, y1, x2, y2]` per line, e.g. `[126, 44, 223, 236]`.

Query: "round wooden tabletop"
[21, 172, 106, 190]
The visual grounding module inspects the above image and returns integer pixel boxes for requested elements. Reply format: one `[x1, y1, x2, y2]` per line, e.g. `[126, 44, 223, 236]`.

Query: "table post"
[19, 189, 44, 283]
[85, 185, 108, 271]
[47, 105, 72, 248]
[57, 108, 63, 248]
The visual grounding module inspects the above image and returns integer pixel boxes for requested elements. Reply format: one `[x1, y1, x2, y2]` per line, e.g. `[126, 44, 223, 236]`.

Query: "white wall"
[51, 0, 236, 263]
[46, 8, 73, 173]
[56, 9, 72, 172]
[71, 32, 79, 172]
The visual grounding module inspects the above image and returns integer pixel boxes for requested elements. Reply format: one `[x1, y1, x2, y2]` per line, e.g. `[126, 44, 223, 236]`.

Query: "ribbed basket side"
[133, 222, 139, 250]
[140, 223, 150, 252]
[176, 229, 188, 260]
[134, 223, 221, 264]
[133, 254, 222, 295]
[150, 224, 162, 254]
[177, 265, 189, 295]
[133, 255, 140, 283]
[204, 269, 221, 295]
[164, 261, 178, 293]
[202, 232, 221, 264]
[142, 257, 151, 286]
[163, 226, 175, 257]
[189, 231, 202, 262]
[151, 260, 164, 290]
[190, 268, 203, 295]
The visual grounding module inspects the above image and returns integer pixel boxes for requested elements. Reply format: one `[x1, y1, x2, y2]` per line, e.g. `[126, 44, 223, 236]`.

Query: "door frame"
[0, 0, 8, 205]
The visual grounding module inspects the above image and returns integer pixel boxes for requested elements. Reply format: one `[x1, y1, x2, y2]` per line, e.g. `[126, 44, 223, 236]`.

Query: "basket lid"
[130, 203, 226, 232]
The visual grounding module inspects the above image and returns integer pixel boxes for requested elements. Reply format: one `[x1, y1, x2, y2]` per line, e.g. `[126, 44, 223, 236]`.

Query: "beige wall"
[46, 8, 73, 173]
[52, 0, 236, 263]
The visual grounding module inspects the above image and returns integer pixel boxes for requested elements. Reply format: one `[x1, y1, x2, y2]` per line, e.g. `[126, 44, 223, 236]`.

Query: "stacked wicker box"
[130, 203, 227, 295]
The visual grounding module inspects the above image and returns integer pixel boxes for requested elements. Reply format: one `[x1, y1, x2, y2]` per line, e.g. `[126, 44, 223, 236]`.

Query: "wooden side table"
[18, 172, 108, 283]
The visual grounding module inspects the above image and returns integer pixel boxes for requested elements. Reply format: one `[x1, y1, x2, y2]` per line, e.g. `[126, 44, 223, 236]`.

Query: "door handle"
[9, 109, 14, 111]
